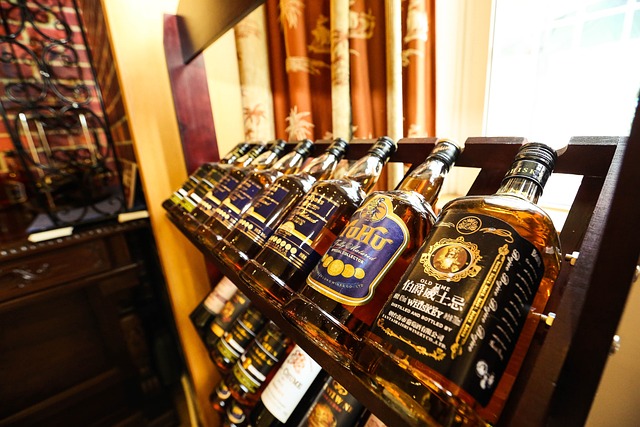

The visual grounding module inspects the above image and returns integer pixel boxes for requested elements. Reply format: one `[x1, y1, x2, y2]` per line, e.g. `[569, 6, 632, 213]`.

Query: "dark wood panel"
[175, 0, 266, 63]
[0, 291, 112, 417]
[163, 14, 220, 175]
[0, 239, 111, 302]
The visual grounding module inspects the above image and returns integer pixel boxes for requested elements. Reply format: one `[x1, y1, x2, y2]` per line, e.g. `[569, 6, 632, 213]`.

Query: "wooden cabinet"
[0, 220, 183, 427]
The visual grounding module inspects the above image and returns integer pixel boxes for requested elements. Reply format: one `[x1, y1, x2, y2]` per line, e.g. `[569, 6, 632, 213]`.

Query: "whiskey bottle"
[226, 321, 292, 408]
[248, 345, 324, 426]
[189, 276, 238, 337]
[195, 139, 315, 244]
[211, 306, 267, 373]
[352, 142, 562, 425]
[211, 379, 233, 414]
[290, 377, 366, 427]
[224, 400, 250, 427]
[166, 142, 267, 218]
[203, 291, 251, 350]
[178, 140, 288, 221]
[240, 137, 396, 306]
[161, 142, 252, 212]
[282, 139, 462, 362]
[215, 138, 349, 271]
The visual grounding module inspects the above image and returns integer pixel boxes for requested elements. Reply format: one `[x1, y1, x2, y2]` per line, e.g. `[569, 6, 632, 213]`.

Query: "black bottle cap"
[246, 143, 268, 157]
[293, 138, 315, 157]
[268, 139, 288, 157]
[368, 136, 397, 159]
[327, 137, 349, 157]
[502, 142, 558, 189]
[427, 138, 463, 166]
[234, 142, 252, 155]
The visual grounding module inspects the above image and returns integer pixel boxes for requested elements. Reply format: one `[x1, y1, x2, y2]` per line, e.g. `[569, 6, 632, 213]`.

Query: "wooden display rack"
[166, 128, 640, 426]
[162, 4, 640, 425]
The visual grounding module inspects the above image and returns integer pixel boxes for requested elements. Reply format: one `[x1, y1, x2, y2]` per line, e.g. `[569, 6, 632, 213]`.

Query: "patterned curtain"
[234, 0, 435, 179]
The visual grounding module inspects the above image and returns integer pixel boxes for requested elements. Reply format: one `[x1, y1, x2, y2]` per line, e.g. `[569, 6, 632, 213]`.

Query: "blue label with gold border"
[265, 187, 341, 271]
[306, 195, 409, 305]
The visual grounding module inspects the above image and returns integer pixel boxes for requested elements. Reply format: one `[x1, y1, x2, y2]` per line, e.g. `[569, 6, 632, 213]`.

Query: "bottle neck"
[495, 177, 543, 203]
[397, 158, 449, 205]
[221, 143, 250, 164]
[344, 153, 388, 194]
[271, 151, 308, 174]
[252, 150, 283, 170]
[301, 152, 340, 180]
[234, 145, 266, 167]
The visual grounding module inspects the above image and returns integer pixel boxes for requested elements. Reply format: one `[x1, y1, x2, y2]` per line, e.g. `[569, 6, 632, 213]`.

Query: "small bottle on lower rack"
[210, 379, 233, 414]
[189, 276, 238, 337]
[351, 142, 562, 425]
[203, 291, 251, 350]
[224, 400, 250, 427]
[211, 306, 268, 372]
[226, 322, 293, 408]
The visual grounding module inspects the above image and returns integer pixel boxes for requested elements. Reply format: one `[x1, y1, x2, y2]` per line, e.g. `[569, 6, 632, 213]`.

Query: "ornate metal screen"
[0, 0, 124, 228]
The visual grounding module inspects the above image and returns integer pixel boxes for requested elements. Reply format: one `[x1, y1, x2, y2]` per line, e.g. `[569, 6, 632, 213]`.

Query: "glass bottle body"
[162, 162, 216, 213]
[211, 306, 267, 372]
[283, 190, 437, 362]
[189, 276, 238, 337]
[248, 345, 324, 427]
[196, 168, 286, 247]
[352, 194, 561, 425]
[226, 322, 292, 408]
[214, 171, 319, 271]
[240, 178, 368, 306]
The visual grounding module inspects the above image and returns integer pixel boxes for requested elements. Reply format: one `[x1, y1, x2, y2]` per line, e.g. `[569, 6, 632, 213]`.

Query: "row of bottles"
[166, 138, 562, 426]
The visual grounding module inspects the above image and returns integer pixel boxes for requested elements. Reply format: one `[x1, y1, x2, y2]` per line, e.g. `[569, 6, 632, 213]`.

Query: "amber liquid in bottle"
[283, 139, 461, 363]
[181, 140, 285, 228]
[196, 140, 314, 247]
[214, 139, 349, 271]
[162, 142, 252, 213]
[352, 143, 562, 426]
[239, 137, 397, 306]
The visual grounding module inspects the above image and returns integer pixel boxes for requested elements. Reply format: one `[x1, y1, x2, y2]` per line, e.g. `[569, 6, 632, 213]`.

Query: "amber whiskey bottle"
[283, 139, 462, 363]
[214, 138, 349, 271]
[195, 139, 315, 244]
[352, 142, 562, 426]
[161, 142, 252, 212]
[240, 137, 396, 306]
[166, 142, 268, 219]
[179, 140, 287, 223]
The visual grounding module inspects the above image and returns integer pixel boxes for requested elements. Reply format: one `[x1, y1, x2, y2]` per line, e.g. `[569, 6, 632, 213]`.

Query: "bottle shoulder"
[440, 194, 562, 258]
[366, 189, 437, 218]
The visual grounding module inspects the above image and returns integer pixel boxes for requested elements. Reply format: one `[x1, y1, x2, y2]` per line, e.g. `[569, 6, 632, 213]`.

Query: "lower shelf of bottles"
[168, 213, 419, 427]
